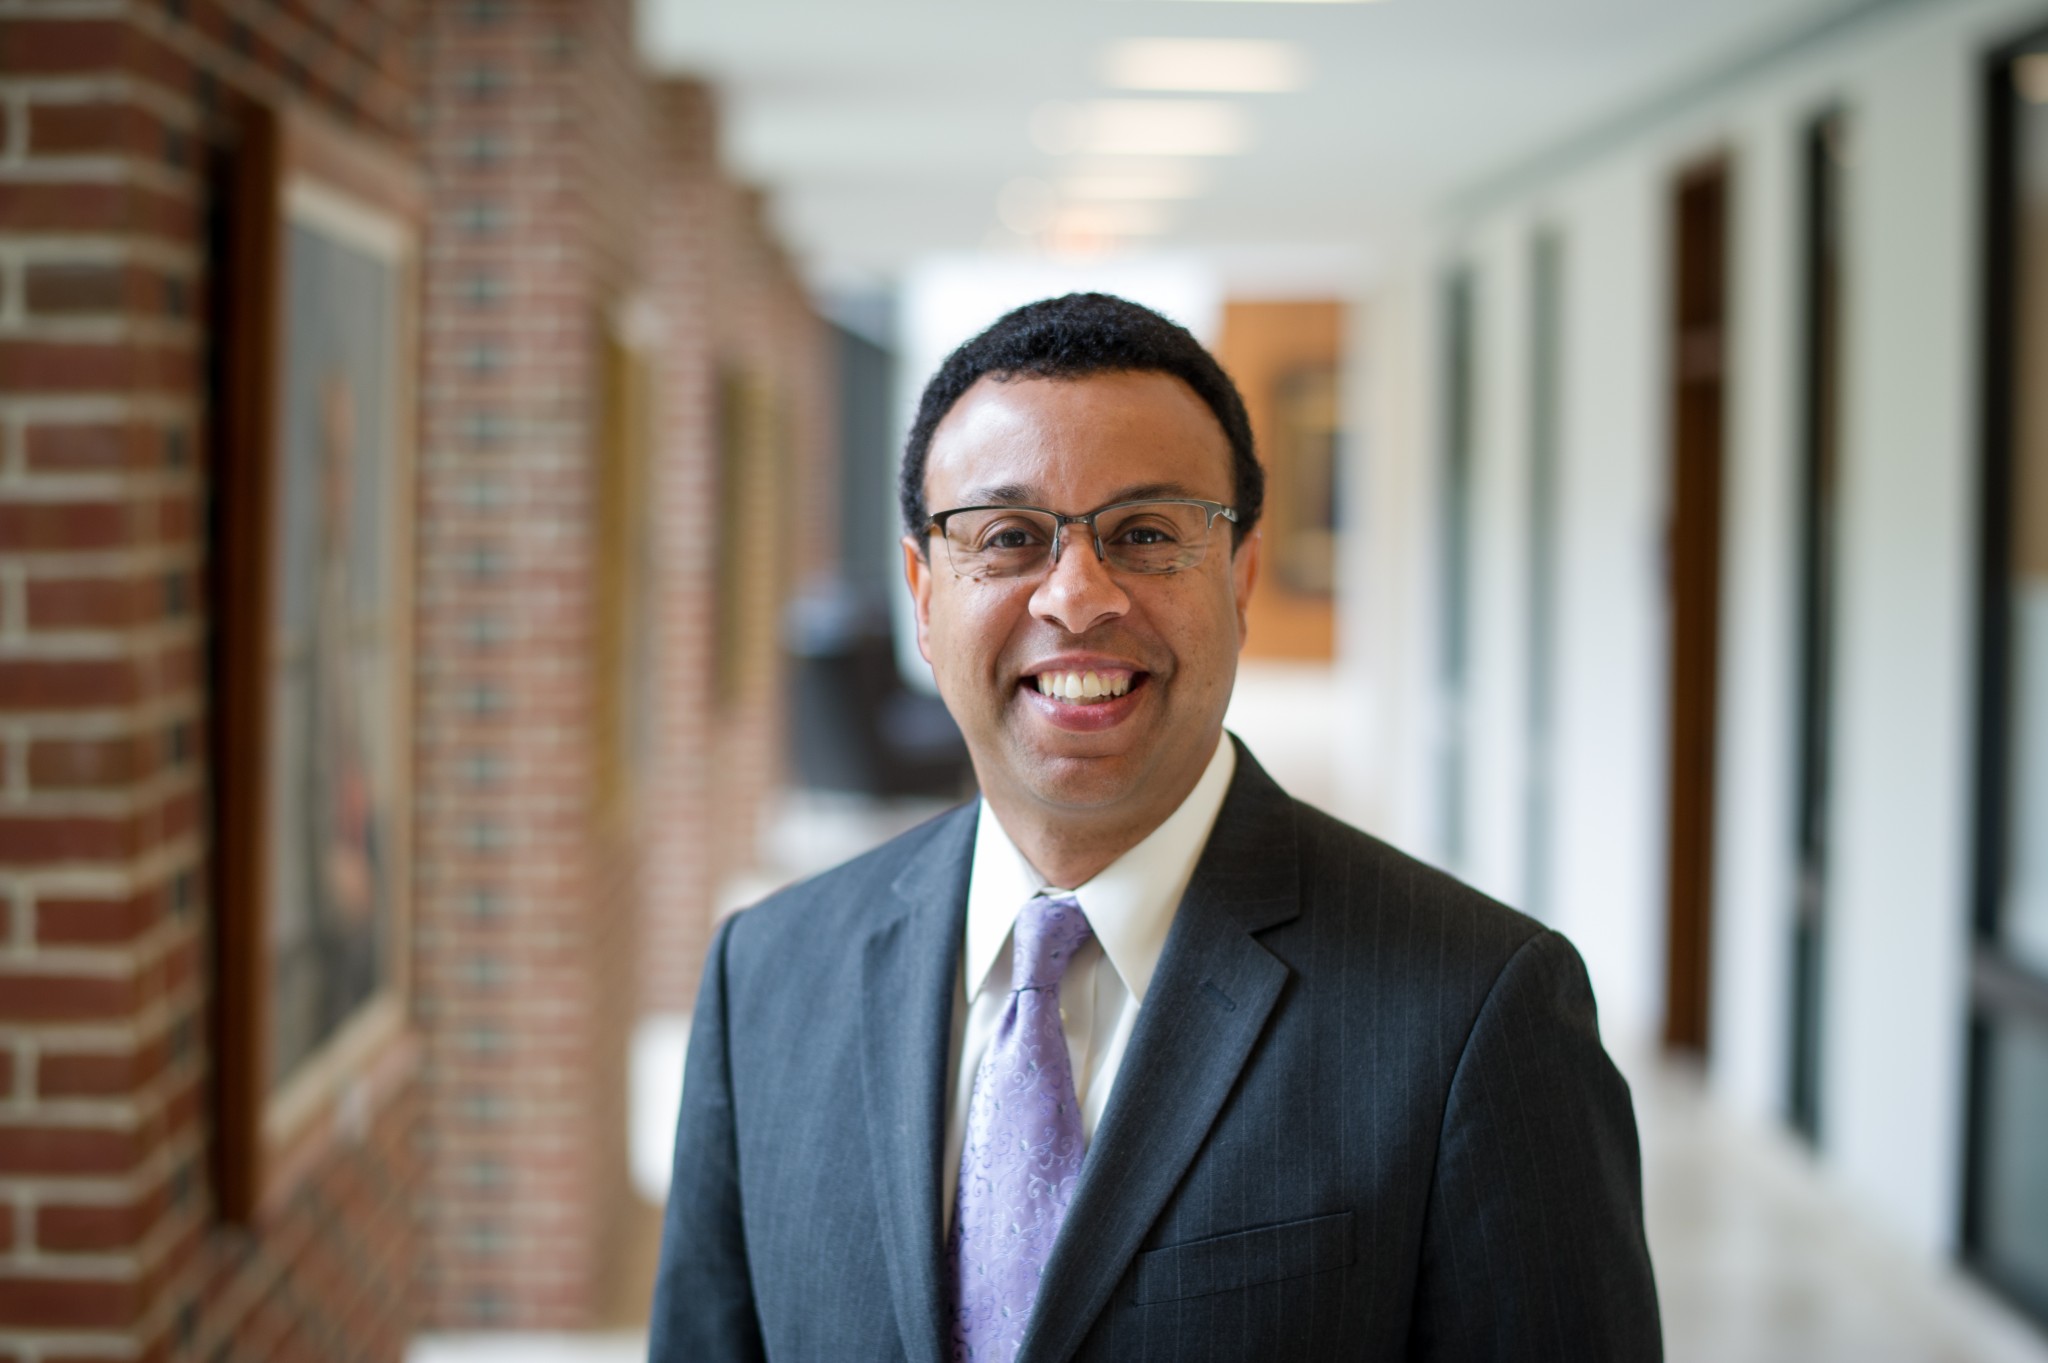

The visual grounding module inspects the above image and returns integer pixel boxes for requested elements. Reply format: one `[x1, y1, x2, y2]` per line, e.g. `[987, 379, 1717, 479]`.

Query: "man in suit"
[650, 293, 1661, 1362]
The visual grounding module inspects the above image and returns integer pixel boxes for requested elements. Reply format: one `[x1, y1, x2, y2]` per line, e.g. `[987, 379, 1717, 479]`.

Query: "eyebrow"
[954, 480, 1210, 508]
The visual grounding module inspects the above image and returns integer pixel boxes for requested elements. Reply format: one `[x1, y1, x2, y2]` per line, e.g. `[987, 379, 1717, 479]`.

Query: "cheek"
[926, 587, 1017, 681]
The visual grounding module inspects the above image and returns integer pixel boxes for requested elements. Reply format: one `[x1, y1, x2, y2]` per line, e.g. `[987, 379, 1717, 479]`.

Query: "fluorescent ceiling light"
[2020, 53, 2048, 103]
[1060, 165, 1209, 200]
[1031, 100, 1250, 157]
[1101, 39, 1306, 92]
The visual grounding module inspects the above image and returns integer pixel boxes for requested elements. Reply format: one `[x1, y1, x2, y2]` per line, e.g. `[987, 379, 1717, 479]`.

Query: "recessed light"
[1101, 39, 1306, 92]
[1031, 100, 1251, 157]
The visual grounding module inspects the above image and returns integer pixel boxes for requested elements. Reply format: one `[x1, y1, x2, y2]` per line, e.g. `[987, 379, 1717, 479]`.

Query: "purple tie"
[947, 894, 1094, 1362]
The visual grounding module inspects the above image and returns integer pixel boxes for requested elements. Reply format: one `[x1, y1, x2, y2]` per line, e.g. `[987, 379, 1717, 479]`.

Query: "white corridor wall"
[1346, 0, 2048, 1264]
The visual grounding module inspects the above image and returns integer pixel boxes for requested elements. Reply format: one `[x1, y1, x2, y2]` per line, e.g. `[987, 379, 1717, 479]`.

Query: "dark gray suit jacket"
[650, 741, 1661, 1361]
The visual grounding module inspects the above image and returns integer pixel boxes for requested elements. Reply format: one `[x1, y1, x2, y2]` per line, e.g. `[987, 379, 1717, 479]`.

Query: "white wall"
[1352, 0, 2044, 1261]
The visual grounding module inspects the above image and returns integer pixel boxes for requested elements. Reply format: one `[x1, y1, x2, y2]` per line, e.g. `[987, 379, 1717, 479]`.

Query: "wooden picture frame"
[213, 101, 422, 1223]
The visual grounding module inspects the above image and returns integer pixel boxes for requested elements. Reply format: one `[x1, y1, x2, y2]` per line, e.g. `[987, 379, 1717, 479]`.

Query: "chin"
[1014, 747, 1152, 812]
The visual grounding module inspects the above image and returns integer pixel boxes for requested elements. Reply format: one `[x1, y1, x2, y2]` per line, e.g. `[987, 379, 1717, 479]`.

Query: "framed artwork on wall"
[594, 299, 659, 830]
[212, 101, 422, 1223]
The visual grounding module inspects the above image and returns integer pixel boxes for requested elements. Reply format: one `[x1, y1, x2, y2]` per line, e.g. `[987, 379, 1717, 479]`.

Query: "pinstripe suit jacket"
[650, 740, 1661, 1362]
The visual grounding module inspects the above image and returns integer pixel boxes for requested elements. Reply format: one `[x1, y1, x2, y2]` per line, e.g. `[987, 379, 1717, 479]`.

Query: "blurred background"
[1, 0, 2047, 1359]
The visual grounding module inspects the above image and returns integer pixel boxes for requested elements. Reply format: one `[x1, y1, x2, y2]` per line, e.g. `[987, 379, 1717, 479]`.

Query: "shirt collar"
[964, 732, 1238, 1006]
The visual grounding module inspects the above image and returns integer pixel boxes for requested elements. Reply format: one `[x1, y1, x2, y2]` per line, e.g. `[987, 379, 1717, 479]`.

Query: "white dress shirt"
[941, 733, 1237, 1227]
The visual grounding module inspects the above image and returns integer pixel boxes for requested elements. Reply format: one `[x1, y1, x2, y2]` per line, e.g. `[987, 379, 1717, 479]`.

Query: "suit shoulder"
[1288, 797, 1550, 972]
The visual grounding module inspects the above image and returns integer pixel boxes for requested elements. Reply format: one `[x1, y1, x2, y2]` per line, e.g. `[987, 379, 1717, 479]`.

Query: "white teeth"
[1034, 670, 1134, 702]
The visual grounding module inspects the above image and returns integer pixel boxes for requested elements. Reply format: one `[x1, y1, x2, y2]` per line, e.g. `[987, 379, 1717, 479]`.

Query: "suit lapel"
[860, 805, 976, 1363]
[1018, 742, 1302, 1363]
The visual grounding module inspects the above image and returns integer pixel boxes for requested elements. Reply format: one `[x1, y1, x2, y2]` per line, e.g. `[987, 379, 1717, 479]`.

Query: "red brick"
[25, 575, 154, 630]
[37, 1036, 166, 1096]
[0, 501, 133, 552]
[36, 1184, 166, 1252]
[0, 659, 143, 709]
[0, 970, 137, 1022]
[24, 423, 133, 473]
[0, 1123, 140, 1175]
[22, 263, 127, 315]
[0, 1273, 142, 1329]
[27, 735, 151, 790]
[35, 888, 162, 945]
[0, 340, 191, 395]
[0, 183, 195, 239]
[153, 640, 199, 696]
[0, 20, 125, 75]
[26, 100, 156, 158]
[0, 813, 139, 862]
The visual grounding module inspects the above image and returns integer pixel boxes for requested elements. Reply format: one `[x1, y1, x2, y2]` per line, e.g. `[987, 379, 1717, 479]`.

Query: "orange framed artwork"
[211, 101, 422, 1223]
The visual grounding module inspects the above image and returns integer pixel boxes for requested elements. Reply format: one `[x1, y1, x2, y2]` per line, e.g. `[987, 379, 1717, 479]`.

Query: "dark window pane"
[2005, 65, 2048, 976]
[1979, 1013, 2048, 1307]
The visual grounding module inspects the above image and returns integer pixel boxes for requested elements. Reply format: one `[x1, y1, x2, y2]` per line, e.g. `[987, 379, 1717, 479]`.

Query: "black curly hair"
[899, 292, 1262, 551]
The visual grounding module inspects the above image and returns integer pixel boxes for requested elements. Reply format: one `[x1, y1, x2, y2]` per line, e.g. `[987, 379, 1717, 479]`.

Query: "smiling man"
[650, 294, 1662, 1363]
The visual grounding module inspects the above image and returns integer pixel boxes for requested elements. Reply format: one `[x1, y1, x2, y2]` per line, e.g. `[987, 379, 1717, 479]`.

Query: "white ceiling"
[638, 0, 1870, 293]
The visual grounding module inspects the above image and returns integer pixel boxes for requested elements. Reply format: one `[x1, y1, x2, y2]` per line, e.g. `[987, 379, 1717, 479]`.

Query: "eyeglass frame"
[924, 497, 1241, 580]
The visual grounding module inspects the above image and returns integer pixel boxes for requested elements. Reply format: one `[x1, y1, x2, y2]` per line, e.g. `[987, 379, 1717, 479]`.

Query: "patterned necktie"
[947, 893, 1094, 1363]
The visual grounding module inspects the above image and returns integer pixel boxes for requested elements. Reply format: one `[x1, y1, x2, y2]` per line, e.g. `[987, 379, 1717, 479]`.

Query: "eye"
[977, 519, 1051, 552]
[1111, 519, 1184, 547]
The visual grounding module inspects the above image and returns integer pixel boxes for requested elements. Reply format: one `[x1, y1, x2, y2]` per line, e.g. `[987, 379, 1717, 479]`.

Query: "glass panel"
[1525, 228, 1563, 924]
[1791, 109, 1849, 1143]
[1439, 269, 1477, 868]
[1979, 1012, 2048, 1310]
[2006, 62, 2048, 978]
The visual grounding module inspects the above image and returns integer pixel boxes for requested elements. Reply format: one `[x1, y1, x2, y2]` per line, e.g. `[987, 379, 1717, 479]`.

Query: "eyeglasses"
[926, 498, 1238, 581]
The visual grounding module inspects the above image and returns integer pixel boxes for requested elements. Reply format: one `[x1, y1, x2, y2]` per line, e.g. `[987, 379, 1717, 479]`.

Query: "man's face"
[903, 370, 1259, 827]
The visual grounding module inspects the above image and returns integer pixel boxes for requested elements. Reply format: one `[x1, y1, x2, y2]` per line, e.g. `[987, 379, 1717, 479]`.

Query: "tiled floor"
[1634, 1056, 2048, 1363]
[410, 666, 2048, 1363]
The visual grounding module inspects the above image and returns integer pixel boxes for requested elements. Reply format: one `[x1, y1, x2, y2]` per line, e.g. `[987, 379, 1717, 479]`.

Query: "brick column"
[1, 4, 424, 1360]
[414, 0, 648, 1329]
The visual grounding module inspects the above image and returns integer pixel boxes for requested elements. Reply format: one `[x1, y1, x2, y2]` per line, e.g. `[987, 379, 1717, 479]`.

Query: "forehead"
[924, 370, 1234, 507]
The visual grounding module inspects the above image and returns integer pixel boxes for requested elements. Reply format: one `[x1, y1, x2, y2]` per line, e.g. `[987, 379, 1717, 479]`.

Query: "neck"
[985, 731, 1223, 889]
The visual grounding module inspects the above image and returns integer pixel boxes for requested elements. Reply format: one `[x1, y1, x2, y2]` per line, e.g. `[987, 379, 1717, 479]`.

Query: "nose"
[1029, 526, 1130, 635]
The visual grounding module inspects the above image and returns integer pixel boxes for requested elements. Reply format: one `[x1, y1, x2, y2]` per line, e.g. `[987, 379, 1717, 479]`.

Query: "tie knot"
[1012, 894, 1092, 992]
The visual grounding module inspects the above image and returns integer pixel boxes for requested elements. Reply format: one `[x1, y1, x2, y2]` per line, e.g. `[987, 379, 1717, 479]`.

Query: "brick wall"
[641, 82, 834, 1017]
[0, 4, 425, 1361]
[412, 0, 651, 1329]
[1, 1, 834, 1353]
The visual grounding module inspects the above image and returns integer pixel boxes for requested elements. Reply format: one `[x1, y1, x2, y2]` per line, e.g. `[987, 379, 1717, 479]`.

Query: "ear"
[902, 535, 936, 664]
[1231, 530, 1261, 644]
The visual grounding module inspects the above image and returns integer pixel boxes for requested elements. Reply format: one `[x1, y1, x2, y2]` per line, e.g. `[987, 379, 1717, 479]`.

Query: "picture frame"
[212, 100, 422, 1223]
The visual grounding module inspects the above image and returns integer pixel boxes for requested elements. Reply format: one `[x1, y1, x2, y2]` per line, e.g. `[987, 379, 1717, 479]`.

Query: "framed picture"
[212, 101, 421, 1223]
[593, 300, 659, 830]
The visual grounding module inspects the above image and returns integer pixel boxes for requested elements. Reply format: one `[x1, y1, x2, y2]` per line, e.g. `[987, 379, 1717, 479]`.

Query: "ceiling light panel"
[1101, 39, 1306, 93]
[1031, 100, 1251, 157]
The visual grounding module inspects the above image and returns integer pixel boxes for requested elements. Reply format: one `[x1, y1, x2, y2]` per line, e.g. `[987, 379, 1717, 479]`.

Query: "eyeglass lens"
[939, 502, 1221, 580]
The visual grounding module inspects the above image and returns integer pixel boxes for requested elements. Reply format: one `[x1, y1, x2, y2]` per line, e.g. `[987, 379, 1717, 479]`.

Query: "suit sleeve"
[648, 914, 768, 1363]
[1410, 929, 1663, 1362]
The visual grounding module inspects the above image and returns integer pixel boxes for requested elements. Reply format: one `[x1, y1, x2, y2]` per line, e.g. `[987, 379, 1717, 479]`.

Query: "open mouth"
[1025, 668, 1144, 705]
